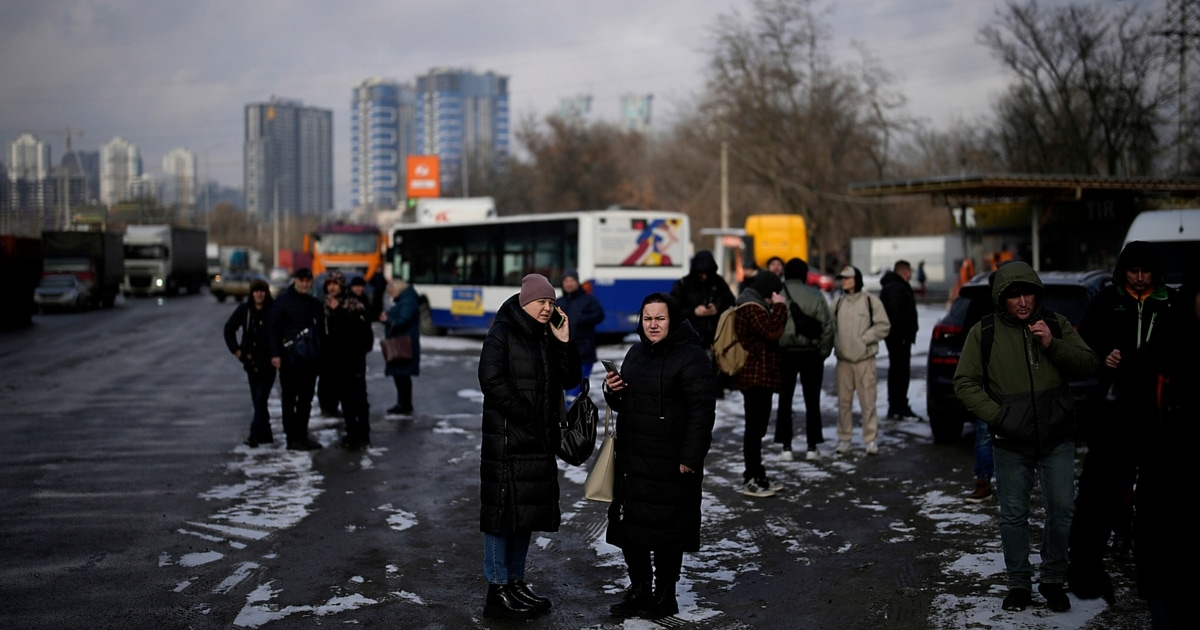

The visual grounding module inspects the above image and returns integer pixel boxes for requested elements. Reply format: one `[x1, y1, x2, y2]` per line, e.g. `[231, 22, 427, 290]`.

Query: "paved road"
[0, 294, 1150, 629]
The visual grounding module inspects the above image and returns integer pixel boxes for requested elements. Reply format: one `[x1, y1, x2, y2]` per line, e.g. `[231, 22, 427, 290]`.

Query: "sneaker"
[865, 441, 878, 455]
[779, 448, 794, 462]
[759, 477, 783, 492]
[1038, 582, 1071, 612]
[806, 449, 821, 462]
[835, 441, 851, 455]
[742, 479, 778, 498]
[965, 479, 993, 504]
[1002, 587, 1032, 612]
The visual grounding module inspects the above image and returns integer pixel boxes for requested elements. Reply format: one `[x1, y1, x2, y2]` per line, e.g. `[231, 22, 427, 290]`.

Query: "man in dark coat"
[558, 268, 605, 402]
[602, 292, 715, 619]
[477, 274, 580, 619]
[879, 260, 921, 420]
[268, 268, 324, 451]
[670, 250, 735, 347]
[1069, 241, 1177, 603]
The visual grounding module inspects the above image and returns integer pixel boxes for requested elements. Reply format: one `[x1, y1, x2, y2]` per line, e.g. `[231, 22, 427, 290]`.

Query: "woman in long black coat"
[602, 292, 716, 619]
[477, 273, 579, 619]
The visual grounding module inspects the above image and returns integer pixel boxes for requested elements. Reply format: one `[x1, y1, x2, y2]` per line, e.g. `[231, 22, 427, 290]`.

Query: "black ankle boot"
[483, 583, 538, 619]
[609, 581, 653, 617]
[508, 579, 551, 611]
[642, 585, 679, 617]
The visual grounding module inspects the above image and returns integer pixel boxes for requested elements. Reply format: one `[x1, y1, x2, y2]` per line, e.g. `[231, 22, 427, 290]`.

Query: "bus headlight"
[155, 278, 164, 288]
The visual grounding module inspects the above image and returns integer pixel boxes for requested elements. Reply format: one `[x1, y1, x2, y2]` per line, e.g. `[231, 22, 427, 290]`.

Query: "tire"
[929, 409, 965, 444]
[418, 299, 444, 336]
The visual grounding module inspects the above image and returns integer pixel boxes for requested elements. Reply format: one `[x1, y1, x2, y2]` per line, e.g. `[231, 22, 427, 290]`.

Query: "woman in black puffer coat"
[477, 274, 579, 619]
[602, 292, 716, 619]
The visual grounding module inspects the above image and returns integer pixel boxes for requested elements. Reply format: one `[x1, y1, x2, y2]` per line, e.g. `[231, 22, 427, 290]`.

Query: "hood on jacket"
[880, 270, 904, 287]
[688, 250, 718, 277]
[634, 291, 703, 351]
[494, 293, 546, 340]
[836, 265, 864, 293]
[991, 261, 1044, 324]
[1113, 240, 1165, 289]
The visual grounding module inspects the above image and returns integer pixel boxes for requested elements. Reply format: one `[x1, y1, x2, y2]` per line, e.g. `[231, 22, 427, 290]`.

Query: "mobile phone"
[550, 307, 565, 329]
[601, 359, 619, 373]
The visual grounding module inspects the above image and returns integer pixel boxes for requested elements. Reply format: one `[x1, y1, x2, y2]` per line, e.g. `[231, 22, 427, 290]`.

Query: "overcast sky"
[1, 0, 1146, 210]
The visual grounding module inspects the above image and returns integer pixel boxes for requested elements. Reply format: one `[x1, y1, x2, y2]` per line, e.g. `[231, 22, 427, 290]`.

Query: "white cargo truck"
[123, 225, 208, 296]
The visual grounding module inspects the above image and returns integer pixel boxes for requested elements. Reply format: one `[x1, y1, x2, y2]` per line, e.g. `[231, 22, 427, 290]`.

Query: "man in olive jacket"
[953, 261, 1096, 613]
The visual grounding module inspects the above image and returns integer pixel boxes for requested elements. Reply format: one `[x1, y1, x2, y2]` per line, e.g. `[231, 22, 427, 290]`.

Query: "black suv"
[925, 269, 1110, 443]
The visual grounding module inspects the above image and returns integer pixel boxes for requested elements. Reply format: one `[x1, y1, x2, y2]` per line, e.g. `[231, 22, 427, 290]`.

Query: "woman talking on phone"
[603, 292, 716, 619]
[477, 273, 580, 619]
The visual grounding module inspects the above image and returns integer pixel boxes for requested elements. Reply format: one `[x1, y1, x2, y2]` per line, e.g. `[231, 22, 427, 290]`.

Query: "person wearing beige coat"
[830, 266, 891, 454]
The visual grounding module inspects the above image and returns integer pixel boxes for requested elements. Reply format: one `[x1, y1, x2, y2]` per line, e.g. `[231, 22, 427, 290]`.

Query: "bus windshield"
[314, 233, 379, 255]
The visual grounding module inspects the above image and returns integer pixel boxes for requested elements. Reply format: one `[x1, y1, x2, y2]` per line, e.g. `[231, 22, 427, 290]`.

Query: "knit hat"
[563, 268, 579, 281]
[293, 267, 313, 280]
[752, 270, 783, 297]
[519, 273, 556, 306]
[349, 275, 366, 287]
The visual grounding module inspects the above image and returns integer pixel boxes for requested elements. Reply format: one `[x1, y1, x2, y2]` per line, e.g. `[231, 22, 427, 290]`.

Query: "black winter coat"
[267, 284, 323, 364]
[603, 317, 715, 552]
[478, 294, 581, 534]
[879, 271, 918, 344]
[669, 252, 735, 347]
[558, 288, 605, 363]
[223, 300, 275, 374]
[320, 301, 374, 373]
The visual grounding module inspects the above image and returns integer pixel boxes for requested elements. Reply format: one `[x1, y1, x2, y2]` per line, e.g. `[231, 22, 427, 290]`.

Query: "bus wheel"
[419, 300, 444, 336]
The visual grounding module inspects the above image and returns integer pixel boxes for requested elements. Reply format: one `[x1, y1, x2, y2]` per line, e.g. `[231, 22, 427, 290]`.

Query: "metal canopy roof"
[848, 173, 1200, 200]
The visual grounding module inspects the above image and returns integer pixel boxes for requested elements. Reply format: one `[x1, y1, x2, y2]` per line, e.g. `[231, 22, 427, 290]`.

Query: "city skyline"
[0, 0, 1130, 211]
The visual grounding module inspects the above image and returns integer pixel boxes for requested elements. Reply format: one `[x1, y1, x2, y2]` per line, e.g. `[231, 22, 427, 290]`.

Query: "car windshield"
[40, 276, 76, 289]
[951, 284, 1093, 329]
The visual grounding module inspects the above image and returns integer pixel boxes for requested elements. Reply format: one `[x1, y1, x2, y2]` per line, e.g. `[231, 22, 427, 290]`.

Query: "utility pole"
[720, 141, 729, 230]
[1158, 0, 1200, 174]
[273, 181, 280, 268]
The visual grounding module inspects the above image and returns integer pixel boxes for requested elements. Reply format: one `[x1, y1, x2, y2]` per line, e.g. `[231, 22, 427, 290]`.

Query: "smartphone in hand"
[550, 307, 565, 330]
[601, 359, 619, 373]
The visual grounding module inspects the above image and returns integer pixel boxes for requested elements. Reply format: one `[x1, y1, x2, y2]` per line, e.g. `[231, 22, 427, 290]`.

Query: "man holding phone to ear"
[558, 269, 605, 404]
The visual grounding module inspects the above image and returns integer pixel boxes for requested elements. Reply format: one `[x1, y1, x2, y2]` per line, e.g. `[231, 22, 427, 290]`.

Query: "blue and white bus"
[388, 210, 691, 336]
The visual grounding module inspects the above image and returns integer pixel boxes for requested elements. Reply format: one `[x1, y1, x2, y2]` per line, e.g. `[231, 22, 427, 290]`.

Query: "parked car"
[925, 269, 1109, 443]
[267, 267, 290, 298]
[34, 274, 91, 312]
[210, 271, 268, 303]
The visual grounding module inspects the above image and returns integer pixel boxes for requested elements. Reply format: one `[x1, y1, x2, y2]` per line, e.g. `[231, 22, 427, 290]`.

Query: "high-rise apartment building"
[620, 94, 653, 134]
[7, 133, 51, 213]
[415, 68, 509, 194]
[244, 97, 333, 220]
[162, 147, 198, 209]
[351, 78, 416, 212]
[559, 94, 592, 127]
[100, 136, 143, 206]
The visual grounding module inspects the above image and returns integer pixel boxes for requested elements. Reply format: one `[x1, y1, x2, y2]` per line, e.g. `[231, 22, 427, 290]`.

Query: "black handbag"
[558, 379, 599, 466]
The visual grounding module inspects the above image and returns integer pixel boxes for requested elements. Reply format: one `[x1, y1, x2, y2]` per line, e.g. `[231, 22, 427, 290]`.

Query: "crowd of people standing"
[220, 242, 1194, 627]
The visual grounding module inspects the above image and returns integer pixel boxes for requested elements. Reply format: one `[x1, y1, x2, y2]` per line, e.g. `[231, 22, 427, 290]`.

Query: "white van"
[1123, 209, 1200, 286]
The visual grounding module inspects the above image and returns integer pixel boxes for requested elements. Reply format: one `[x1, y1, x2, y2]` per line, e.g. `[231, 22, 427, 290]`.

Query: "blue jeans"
[993, 441, 1075, 589]
[973, 419, 994, 481]
[247, 369, 276, 440]
[483, 530, 532, 584]
[565, 362, 595, 401]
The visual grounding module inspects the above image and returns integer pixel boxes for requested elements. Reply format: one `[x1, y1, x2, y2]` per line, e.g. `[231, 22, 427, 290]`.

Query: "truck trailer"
[1, 235, 44, 326]
[122, 225, 208, 296]
[41, 230, 124, 308]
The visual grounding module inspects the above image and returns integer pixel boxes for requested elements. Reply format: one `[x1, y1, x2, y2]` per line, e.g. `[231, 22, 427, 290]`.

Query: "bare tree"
[697, 0, 912, 266]
[979, 0, 1167, 175]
